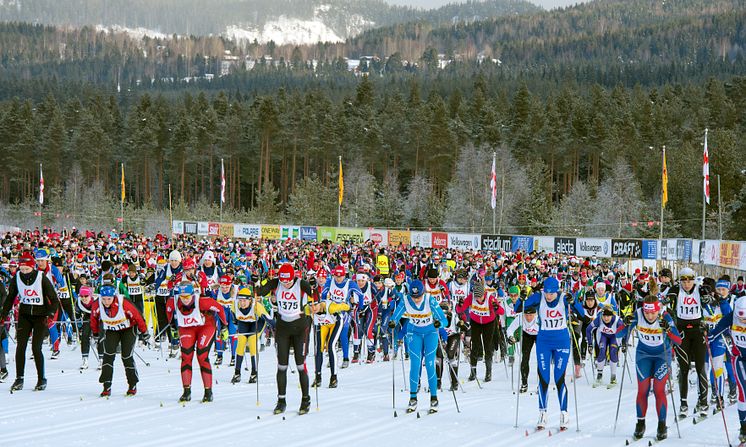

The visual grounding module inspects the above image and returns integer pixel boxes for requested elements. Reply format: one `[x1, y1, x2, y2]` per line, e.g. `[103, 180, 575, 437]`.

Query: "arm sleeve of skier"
[253, 278, 279, 299]
[320, 277, 333, 300]
[390, 300, 406, 325]
[708, 311, 733, 341]
[520, 292, 540, 311]
[0, 278, 17, 320]
[42, 274, 59, 317]
[492, 295, 505, 316]
[431, 296, 447, 327]
[455, 293, 471, 314]
[165, 298, 175, 324]
[90, 304, 100, 337]
[201, 297, 227, 325]
[123, 299, 148, 334]
[585, 317, 598, 340]
[663, 312, 682, 345]
[506, 315, 520, 336]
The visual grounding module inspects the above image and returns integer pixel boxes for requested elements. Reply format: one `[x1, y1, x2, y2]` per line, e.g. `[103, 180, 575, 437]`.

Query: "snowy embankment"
[2, 336, 734, 447]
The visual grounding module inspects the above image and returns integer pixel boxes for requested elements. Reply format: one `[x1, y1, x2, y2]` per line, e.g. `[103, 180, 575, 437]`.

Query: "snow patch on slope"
[95, 24, 170, 40]
[225, 16, 343, 45]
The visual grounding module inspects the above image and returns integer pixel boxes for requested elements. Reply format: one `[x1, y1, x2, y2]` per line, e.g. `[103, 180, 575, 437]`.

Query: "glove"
[507, 336, 516, 345]
[309, 277, 317, 288]
[621, 342, 627, 354]
[699, 320, 709, 333]
[139, 332, 151, 344]
[623, 314, 633, 326]
[659, 317, 670, 332]
[566, 293, 575, 304]
[433, 320, 441, 328]
[220, 328, 229, 340]
[587, 345, 594, 355]
[388, 320, 396, 329]
[457, 321, 468, 332]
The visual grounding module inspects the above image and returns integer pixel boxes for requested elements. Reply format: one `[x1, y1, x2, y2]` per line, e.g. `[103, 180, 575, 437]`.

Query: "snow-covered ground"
[2, 335, 735, 447]
[95, 25, 170, 40]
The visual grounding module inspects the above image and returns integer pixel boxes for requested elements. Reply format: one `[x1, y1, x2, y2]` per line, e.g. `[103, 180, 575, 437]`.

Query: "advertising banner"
[389, 230, 411, 247]
[534, 236, 554, 253]
[720, 242, 741, 269]
[208, 223, 220, 237]
[448, 233, 481, 251]
[641, 240, 658, 260]
[336, 228, 365, 244]
[575, 238, 611, 258]
[234, 224, 261, 238]
[260, 225, 281, 240]
[219, 223, 234, 238]
[317, 227, 336, 241]
[431, 232, 448, 249]
[511, 236, 534, 253]
[555, 237, 577, 256]
[197, 221, 209, 236]
[368, 228, 390, 246]
[410, 231, 431, 248]
[611, 239, 642, 258]
[172, 220, 184, 235]
[183, 222, 198, 235]
[481, 234, 511, 252]
[300, 226, 317, 241]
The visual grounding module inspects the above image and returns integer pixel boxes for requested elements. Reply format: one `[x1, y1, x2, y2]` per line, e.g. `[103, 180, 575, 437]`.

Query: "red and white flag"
[490, 153, 497, 210]
[703, 130, 710, 205]
[39, 163, 44, 205]
[220, 158, 226, 204]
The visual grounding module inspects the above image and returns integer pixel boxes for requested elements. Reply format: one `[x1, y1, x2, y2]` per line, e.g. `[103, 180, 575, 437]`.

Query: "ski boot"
[215, 355, 223, 366]
[10, 377, 23, 392]
[169, 345, 179, 358]
[633, 419, 645, 440]
[311, 372, 322, 388]
[178, 386, 192, 403]
[508, 356, 515, 367]
[609, 375, 617, 385]
[202, 388, 213, 403]
[126, 385, 137, 397]
[100, 386, 111, 398]
[739, 422, 746, 445]
[437, 378, 442, 390]
[248, 372, 258, 384]
[536, 411, 547, 430]
[341, 359, 350, 369]
[50, 350, 60, 360]
[80, 358, 89, 370]
[678, 400, 688, 419]
[574, 364, 582, 379]
[299, 395, 311, 415]
[520, 382, 528, 393]
[560, 411, 569, 430]
[231, 372, 241, 384]
[366, 352, 375, 364]
[273, 398, 287, 414]
[229, 357, 236, 367]
[484, 364, 492, 382]
[429, 396, 439, 414]
[34, 378, 47, 391]
[656, 421, 667, 441]
[695, 398, 709, 416]
[730, 383, 738, 405]
[449, 381, 459, 392]
[351, 352, 360, 364]
[594, 372, 603, 388]
[468, 366, 477, 381]
[383, 354, 390, 362]
[329, 374, 338, 388]
[406, 397, 418, 413]
[0, 368, 8, 382]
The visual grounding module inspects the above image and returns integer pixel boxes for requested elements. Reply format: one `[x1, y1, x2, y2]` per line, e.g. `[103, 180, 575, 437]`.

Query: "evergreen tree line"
[1, 74, 745, 239]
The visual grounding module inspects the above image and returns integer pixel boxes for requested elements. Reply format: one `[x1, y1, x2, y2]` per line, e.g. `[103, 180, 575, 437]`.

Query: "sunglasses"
[681, 276, 695, 281]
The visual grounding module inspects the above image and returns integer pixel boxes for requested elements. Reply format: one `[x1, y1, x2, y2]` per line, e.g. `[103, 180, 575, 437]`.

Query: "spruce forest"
[0, 0, 744, 238]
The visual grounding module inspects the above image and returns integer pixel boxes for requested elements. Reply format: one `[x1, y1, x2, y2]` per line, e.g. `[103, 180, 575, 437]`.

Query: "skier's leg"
[121, 328, 138, 387]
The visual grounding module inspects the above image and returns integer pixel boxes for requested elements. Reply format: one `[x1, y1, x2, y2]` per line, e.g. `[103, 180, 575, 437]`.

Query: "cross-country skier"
[76, 286, 103, 370]
[455, 280, 504, 382]
[311, 272, 352, 388]
[231, 287, 269, 384]
[91, 285, 148, 397]
[166, 281, 227, 403]
[586, 306, 624, 387]
[702, 277, 733, 410]
[1, 252, 58, 391]
[507, 306, 539, 393]
[389, 279, 447, 414]
[214, 275, 237, 366]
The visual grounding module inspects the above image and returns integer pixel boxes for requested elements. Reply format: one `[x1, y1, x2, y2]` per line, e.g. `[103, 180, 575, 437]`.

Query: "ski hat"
[384, 278, 395, 288]
[168, 250, 182, 262]
[735, 299, 746, 321]
[99, 286, 116, 298]
[679, 267, 696, 280]
[524, 306, 537, 314]
[642, 301, 661, 313]
[176, 281, 195, 296]
[508, 285, 520, 295]
[602, 306, 615, 317]
[356, 273, 368, 282]
[332, 266, 346, 277]
[79, 286, 93, 297]
[128, 264, 137, 273]
[219, 275, 232, 286]
[278, 263, 294, 281]
[34, 249, 49, 260]
[716, 279, 731, 290]
[237, 287, 252, 298]
[19, 252, 35, 268]
[201, 250, 216, 265]
[426, 268, 439, 279]
[410, 280, 425, 297]
[182, 257, 196, 270]
[543, 277, 560, 294]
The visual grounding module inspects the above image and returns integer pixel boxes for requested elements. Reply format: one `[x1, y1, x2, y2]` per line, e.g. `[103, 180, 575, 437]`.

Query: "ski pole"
[567, 301, 580, 432]
[313, 322, 319, 411]
[612, 340, 629, 436]
[256, 323, 261, 406]
[392, 327, 397, 417]
[665, 338, 682, 439]
[704, 328, 732, 446]
[514, 301, 524, 428]
[437, 335, 460, 413]
[133, 348, 151, 367]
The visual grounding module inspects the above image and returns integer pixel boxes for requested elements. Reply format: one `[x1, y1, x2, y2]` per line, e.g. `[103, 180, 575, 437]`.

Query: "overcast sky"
[385, 0, 589, 10]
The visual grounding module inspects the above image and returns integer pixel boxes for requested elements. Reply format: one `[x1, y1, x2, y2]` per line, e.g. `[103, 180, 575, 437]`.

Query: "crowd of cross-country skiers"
[1, 227, 746, 443]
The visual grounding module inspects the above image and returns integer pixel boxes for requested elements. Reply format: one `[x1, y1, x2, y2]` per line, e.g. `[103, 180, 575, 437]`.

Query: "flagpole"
[659, 146, 665, 241]
[717, 174, 722, 240]
[702, 128, 708, 240]
[38, 162, 43, 230]
[168, 184, 173, 237]
[499, 158, 505, 234]
[220, 158, 224, 225]
[338, 155, 342, 227]
[120, 163, 124, 233]
[492, 152, 496, 234]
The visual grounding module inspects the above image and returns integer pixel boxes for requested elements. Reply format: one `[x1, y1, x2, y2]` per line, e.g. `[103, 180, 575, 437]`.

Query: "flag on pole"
[121, 163, 125, 203]
[338, 157, 344, 206]
[704, 130, 710, 205]
[490, 153, 497, 210]
[39, 163, 44, 205]
[662, 148, 668, 208]
[220, 158, 226, 204]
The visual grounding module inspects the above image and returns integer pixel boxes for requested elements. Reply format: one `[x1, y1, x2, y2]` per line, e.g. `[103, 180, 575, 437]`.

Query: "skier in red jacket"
[166, 280, 226, 403]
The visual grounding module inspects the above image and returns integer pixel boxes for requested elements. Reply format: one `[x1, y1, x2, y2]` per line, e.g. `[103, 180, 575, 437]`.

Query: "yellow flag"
[121, 163, 126, 203]
[338, 157, 344, 206]
[662, 149, 668, 208]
